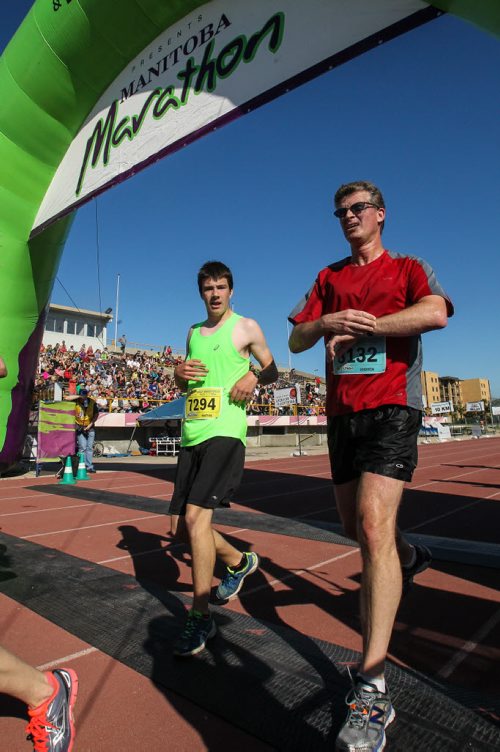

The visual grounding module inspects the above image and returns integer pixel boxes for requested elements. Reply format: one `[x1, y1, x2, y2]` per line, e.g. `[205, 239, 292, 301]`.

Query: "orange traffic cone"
[59, 455, 76, 485]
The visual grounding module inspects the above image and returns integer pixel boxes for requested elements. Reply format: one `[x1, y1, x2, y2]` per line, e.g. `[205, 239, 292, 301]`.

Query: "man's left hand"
[230, 371, 258, 404]
[326, 334, 358, 362]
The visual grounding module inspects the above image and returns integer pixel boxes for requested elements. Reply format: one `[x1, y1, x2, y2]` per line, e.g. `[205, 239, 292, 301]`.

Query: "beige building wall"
[421, 372, 492, 415]
[461, 378, 491, 404]
[421, 371, 441, 408]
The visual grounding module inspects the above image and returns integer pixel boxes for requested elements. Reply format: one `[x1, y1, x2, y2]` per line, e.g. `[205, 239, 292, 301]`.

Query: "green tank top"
[181, 312, 249, 447]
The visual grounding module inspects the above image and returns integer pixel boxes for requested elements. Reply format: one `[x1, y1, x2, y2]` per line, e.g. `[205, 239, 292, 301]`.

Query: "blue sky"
[2, 4, 500, 394]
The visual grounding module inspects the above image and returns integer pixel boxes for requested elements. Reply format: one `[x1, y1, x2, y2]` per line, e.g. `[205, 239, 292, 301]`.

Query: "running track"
[0, 438, 499, 750]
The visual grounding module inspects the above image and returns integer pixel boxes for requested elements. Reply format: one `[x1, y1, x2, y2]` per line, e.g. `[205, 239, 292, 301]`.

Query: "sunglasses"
[333, 201, 379, 219]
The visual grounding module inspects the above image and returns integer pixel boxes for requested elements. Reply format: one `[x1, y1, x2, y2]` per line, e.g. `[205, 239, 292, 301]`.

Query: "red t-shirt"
[289, 250, 453, 416]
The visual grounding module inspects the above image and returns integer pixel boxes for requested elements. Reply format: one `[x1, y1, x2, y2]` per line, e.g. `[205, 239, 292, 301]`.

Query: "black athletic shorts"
[169, 436, 245, 516]
[328, 405, 421, 485]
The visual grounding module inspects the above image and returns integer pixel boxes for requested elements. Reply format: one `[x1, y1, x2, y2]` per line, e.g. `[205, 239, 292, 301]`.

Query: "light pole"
[114, 273, 120, 346]
[488, 380, 494, 428]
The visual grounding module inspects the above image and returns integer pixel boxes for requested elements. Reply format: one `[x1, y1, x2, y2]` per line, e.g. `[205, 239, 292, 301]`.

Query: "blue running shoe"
[173, 610, 217, 657]
[335, 672, 395, 751]
[26, 668, 78, 752]
[216, 552, 259, 601]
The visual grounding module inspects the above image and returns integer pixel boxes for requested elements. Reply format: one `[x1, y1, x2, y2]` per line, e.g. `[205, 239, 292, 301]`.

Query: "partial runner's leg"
[184, 504, 216, 614]
[335, 478, 415, 566]
[356, 472, 404, 679]
[0, 645, 52, 708]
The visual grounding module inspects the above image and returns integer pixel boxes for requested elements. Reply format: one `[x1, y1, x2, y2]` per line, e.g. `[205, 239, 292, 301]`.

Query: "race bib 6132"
[333, 336, 386, 375]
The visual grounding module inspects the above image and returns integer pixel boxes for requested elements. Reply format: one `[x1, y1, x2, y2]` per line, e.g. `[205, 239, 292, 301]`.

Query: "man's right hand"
[321, 309, 376, 336]
[174, 359, 208, 383]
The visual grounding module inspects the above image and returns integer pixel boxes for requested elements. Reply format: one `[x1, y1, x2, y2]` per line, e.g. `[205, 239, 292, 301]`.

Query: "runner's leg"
[356, 471, 404, 678]
[174, 514, 247, 571]
[335, 479, 415, 565]
[212, 528, 247, 568]
[0, 645, 52, 708]
[184, 504, 216, 614]
[334, 479, 358, 540]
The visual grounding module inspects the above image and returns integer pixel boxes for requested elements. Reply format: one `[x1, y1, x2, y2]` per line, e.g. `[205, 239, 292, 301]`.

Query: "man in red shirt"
[289, 181, 452, 752]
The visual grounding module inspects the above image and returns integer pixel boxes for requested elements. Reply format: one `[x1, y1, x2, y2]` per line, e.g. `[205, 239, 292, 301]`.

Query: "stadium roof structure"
[137, 398, 186, 425]
[49, 304, 113, 322]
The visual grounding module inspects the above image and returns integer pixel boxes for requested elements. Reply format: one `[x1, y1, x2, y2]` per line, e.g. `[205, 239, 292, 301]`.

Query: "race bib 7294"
[185, 387, 222, 419]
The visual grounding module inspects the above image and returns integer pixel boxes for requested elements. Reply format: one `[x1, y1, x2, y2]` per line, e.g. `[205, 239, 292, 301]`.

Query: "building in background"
[460, 378, 491, 405]
[421, 371, 493, 419]
[43, 304, 113, 350]
[420, 370, 441, 408]
[439, 375, 463, 408]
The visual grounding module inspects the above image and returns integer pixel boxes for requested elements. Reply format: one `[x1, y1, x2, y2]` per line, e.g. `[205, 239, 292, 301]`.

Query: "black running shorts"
[328, 405, 421, 485]
[169, 436, 245, 516]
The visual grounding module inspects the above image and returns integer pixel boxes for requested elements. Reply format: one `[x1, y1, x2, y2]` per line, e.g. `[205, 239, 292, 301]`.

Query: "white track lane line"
[404, 483, 500, 533]
[241, 548, 359, 598]
[102, 475, 329, 497]
[240, 472, 332, 488]
[418, 443, 500, 459]
[37, 647, 99, 671]
[404, 498, 483, 532]
[0, 492, 57, 503]
[410, 464, 500, 492]
[485, 489, 500, 499]
[21, 514, 163, 539]
[248, 485, 332, 503]
[437, 608, 500, 679]
[97, 526, 249, 565]
[0, 503, 94, 518]
[99, 544, 180, 565]
[97, 480, 167, 491]
[287, 473, 500, 528]
[411, 452, 500, 475]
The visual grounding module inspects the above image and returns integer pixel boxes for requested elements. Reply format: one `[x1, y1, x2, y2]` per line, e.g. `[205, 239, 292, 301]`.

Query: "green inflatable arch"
[0, 0, 498, 470]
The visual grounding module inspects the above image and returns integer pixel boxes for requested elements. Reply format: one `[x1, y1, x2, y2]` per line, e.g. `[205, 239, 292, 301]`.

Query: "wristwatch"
[249, 363, 260, 380]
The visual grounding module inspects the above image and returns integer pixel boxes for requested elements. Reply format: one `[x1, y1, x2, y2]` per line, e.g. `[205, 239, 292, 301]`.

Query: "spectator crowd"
[35, 342, 326, 416]
[37, 342, 183, 413]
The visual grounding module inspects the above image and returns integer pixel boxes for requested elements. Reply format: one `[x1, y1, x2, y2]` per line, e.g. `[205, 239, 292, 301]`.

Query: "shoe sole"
[55, 668, 79, 752]
[379, 706, 396, 750]
[218, 554, 260, 601]
[173, 622, 217, 657]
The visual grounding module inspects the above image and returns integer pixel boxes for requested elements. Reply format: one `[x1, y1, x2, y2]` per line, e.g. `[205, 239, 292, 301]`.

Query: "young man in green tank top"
[171, 261, 278, 657]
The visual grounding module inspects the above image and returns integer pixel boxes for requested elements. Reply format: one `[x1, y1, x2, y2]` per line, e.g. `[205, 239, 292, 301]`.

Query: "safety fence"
[33, 392, 326, 416]
[93, 398, 325, 416]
